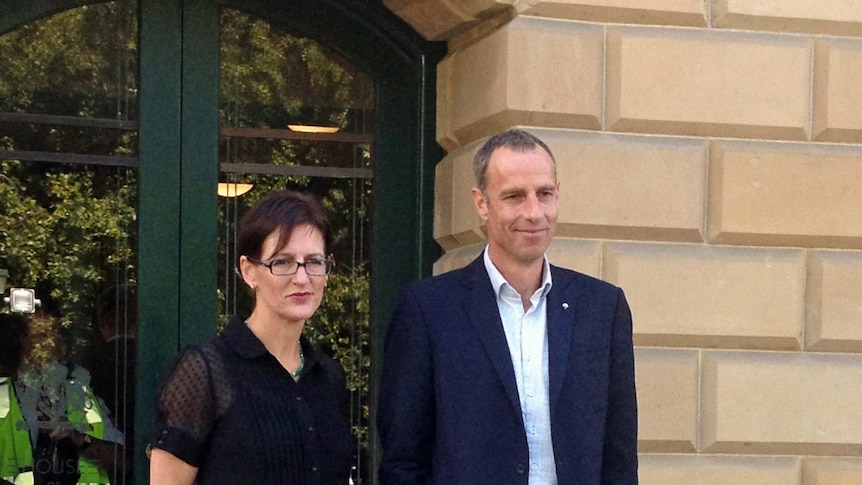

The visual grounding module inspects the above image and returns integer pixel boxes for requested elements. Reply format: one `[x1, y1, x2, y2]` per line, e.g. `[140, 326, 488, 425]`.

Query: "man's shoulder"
[402, 259, 477, 295]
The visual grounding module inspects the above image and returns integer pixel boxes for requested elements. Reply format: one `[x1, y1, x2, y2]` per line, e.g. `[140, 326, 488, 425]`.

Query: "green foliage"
[0, 160, 136, 336]
[0, 3, 137, 119]
[305, 268, 371, 443]
[2, 3, 375, 465]
[219, 9, 372, 130]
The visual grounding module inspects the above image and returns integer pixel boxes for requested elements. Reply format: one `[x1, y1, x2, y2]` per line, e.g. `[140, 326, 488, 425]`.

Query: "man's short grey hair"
[472, 128, 556, 193]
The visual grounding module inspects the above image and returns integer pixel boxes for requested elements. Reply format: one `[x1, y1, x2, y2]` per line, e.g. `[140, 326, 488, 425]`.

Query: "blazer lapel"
[547, 266, 575, 413]
[465, 258, 523, 416]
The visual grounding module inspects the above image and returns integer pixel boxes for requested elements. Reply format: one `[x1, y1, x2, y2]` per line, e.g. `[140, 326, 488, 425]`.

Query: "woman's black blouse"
[152, 316, 353, 485]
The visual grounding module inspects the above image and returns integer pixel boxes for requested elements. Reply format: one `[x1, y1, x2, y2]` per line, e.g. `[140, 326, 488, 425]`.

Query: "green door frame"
[138, 0, 443, 482]
[1, 1, 442, 482]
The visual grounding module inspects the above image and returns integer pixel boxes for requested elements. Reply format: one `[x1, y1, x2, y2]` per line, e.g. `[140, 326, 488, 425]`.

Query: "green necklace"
[290, 344, 305, 379]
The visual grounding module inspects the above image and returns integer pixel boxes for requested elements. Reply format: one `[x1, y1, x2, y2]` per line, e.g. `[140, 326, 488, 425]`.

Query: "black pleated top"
[152, 316, 353, 484]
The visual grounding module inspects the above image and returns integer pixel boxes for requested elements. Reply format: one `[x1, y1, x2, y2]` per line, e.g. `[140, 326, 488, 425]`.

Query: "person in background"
[149, 190, 353, 485]
[377, 128, 638, 484]
[87, 284, 137, 484]
[0, 312, 125, 485]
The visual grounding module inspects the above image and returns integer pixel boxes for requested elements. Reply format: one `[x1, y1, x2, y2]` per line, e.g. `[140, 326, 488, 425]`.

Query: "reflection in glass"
[219, 8, 374, 483]
[0, 2, 139, 484]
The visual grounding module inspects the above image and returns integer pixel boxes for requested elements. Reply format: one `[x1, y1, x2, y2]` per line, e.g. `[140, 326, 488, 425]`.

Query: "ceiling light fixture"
[287, 124, 340, 134]
[217, 182, 254, 198]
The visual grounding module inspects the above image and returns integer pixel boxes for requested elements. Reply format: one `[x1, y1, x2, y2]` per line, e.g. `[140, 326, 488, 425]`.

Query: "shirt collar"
[223, 315, 317, 368]
[483, 246, 553, 299]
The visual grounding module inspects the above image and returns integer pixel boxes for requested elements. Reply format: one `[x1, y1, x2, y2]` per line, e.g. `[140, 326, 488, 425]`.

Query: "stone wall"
[386, 0, 862, 483]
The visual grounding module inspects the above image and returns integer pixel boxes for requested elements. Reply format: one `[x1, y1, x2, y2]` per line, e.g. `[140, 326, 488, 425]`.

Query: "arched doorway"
[0, 1, 443, 482]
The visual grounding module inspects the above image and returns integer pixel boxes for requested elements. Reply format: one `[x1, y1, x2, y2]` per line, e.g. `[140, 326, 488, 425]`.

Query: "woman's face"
[241, 223, 328, 325]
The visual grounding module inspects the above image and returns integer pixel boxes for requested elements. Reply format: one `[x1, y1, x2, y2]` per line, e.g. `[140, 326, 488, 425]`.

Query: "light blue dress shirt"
[484, 249, 558, 485]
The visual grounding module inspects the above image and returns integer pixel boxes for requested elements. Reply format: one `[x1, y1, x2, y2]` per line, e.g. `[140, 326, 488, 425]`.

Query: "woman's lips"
[288, 292, 312, 302]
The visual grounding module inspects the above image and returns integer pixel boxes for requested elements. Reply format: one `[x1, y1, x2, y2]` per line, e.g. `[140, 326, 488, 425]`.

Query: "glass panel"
[0, 3, 139, 485]
[219, 8, 374, 483]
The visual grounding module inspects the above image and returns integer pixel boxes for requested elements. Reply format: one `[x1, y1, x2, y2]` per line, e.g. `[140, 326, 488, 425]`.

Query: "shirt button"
[531, 464, 538, 470]
[516, 463, 526, 475]
[161, 430, 168, 435]
[308, 426, 314, 432]
[295, 396, 303, 401]
[311, 466, 318, 472]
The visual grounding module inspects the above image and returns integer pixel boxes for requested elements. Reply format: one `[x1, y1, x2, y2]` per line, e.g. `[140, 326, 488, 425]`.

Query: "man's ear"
[472, 187, 489, 221]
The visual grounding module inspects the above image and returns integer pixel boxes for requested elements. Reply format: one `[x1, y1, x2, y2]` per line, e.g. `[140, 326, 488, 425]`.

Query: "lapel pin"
[562, 303, 569, 310]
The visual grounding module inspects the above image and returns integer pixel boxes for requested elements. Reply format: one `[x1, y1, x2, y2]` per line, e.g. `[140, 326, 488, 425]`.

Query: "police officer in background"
[0, 312, 124, 485]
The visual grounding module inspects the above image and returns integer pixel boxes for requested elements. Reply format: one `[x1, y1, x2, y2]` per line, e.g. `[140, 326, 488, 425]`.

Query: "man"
[87, 285, 137, 485]
[377, 128, 638, 484]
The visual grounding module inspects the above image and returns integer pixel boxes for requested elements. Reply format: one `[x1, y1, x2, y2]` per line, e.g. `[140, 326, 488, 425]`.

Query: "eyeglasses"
[247, 257, 334, 277]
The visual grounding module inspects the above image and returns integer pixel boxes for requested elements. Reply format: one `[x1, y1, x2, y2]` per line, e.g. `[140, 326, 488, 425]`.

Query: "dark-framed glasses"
[247, 257, 334, 277]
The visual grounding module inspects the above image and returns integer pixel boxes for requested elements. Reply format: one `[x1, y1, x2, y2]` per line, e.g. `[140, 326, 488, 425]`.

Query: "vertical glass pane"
[218, 8, 374, 483]
[0, 3, 139, 485]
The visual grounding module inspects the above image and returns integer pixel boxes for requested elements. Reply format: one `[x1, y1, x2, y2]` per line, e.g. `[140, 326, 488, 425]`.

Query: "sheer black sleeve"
[151, 345, 232, 467]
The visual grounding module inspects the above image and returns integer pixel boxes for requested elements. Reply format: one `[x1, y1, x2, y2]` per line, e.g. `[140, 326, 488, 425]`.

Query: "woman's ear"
[238, 255, 257, 290]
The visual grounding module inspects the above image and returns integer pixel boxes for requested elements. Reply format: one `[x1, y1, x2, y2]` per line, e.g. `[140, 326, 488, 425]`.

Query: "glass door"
[216, 9, 375, 482]
[0, 3, 139, 484]
[3, 2, 441, 484]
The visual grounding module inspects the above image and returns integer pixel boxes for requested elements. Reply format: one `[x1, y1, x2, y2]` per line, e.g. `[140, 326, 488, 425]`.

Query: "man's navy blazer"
[377, 255, 638, 485]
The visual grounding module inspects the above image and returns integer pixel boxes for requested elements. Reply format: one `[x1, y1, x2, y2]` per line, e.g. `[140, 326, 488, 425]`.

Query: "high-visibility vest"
[0, 376, 34, 485]
[0, 375, 111, 485]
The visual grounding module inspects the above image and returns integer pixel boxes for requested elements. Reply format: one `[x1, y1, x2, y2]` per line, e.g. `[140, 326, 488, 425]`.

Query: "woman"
[149, 190, 353, 485]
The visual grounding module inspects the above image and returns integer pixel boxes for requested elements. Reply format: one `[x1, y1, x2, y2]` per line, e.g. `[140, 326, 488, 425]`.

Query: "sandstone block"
[545, 238, 602, 277]
[438, 17, 602, 149]
[635, 348, 699, 452]
[517, 0, 707, 27]
[434, 144, 485, 249]
[383, 0, 509, 40]
[712, 0, 862, 37]
[606, 27, 811, 140]
[702, 351, 862, 455]
[640, 454, 801, 485]
[803, 458, 862, 485]
[548, 130, 706, 242]
[708, 141, 862, 249]
[604, 243, 805, 350]
[806, 250, 862, 352]
[813, 40, 862, 143]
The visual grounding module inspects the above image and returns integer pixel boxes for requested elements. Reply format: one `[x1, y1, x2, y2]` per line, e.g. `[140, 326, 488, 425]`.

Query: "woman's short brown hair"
[237, 190, 333, 261]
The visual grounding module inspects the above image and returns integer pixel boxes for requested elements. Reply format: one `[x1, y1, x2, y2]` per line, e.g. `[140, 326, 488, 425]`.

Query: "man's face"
[472, 146, 559, 270]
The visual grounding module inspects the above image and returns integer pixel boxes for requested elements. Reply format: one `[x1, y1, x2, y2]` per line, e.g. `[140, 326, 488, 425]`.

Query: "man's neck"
[487, 253, 545, 301]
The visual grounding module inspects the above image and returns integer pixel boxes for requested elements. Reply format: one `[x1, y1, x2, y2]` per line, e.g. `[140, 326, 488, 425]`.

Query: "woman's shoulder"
[305, 343, 346, 385]
[161, 334, 232, 389]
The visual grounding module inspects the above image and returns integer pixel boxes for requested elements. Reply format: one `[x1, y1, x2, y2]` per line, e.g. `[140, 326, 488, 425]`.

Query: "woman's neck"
[246, 312, 304, 369]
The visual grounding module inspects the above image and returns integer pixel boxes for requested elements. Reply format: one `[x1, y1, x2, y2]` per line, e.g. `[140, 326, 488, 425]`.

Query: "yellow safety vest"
[0, 375, 111, 485]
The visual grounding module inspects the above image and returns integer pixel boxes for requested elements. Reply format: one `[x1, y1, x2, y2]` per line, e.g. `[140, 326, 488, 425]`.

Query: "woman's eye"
[271, 259, 291, 267]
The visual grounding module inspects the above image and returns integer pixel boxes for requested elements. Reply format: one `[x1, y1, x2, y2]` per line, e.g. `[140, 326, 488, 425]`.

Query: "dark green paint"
[137, 0, 184, 483]
[0, 1, 443, 482]
[179, 0, 220, 347]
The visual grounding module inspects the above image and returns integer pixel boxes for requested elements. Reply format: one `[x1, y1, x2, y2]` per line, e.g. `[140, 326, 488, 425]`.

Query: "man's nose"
[522, 193, 542, 219]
